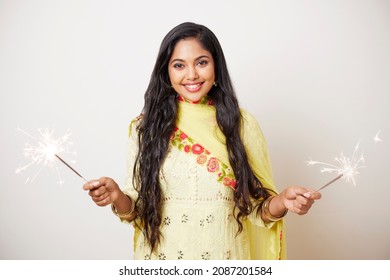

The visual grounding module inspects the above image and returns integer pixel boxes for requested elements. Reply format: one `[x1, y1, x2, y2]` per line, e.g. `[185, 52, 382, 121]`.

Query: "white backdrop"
[1, 0, 389, 260]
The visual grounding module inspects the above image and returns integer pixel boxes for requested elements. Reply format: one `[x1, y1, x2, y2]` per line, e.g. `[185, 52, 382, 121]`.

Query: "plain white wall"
[1, 0, 389, 259]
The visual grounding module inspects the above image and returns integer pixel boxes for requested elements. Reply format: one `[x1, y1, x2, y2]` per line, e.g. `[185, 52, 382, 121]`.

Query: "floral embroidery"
[144, 254, 151, 260]
[178, 95, 214, 105]
[192, 144, 204, 154]
[279, 230, 283, 260]
[207, 157, 219, 172]
[201, 252, 211, 260]
[170, 127, 237, 189]
[163, 217, 171, 226]
[158, 253, 166, 260]
[200, 219, 205, 227]
[177, 251, 184, 260]
[197, 154, 207, 164]
[206, 215, 214, 223]
[181, 214, 189, 223]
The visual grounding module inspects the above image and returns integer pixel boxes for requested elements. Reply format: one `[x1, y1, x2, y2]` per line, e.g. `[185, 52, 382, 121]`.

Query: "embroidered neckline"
[177, 95, 214, 106]
[170, 127, 236, 189]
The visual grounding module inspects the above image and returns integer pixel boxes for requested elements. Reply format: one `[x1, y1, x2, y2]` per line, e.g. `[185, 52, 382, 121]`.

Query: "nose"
[186, 66, 199, 81]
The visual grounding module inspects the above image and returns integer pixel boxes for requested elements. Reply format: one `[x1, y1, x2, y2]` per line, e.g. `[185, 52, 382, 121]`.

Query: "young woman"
[83, 22, 321, 260]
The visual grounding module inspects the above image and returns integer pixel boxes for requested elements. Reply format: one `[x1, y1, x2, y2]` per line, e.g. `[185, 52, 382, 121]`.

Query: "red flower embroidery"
[184, 145, 190, 153]
[223, 177, 232, 187]
[207, 157, 219, 172]
[192, 144, 204, 155]
[197, 154, 207, 164]
[178, 95, 185, 102]
[222, 177, 237, 189]
[180, 132, 188, 140]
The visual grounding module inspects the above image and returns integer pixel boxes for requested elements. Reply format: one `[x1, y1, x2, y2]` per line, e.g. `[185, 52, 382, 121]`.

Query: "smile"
[183, 82, 204, 93]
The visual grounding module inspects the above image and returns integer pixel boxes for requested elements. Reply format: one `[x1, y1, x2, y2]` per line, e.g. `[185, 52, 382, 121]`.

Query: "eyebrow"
[170, 55, 211, 64]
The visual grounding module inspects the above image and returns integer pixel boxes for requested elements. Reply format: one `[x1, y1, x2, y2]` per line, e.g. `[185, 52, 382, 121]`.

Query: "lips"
[183, 82, 204, 93]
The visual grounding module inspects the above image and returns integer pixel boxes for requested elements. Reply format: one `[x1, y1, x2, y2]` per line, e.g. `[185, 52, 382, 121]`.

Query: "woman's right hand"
[83, 177, 121, 207]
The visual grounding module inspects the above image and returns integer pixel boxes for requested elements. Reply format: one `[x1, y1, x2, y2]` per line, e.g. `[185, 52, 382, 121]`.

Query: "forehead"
[170, 38, 212, 60]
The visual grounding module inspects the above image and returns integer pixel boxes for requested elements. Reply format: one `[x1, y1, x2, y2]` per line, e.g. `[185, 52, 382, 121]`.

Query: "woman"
[83, 22, 321, 260]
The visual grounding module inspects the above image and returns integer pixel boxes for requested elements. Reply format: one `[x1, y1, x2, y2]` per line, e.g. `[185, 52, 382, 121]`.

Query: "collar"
[177, 95, 214, 106]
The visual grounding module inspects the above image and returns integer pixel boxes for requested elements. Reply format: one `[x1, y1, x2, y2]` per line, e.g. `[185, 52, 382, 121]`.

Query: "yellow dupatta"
[176, 101, 287, 260]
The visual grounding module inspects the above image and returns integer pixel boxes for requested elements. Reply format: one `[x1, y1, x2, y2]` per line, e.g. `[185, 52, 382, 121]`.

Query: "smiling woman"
[82, 22, 321, 260]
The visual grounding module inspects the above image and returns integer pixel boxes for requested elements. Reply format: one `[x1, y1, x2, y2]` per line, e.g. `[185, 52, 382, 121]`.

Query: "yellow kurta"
[122, 101, 286, 260]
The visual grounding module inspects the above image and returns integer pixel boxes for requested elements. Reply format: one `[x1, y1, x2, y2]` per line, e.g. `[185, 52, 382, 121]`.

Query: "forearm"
[114, 191, 131, 211]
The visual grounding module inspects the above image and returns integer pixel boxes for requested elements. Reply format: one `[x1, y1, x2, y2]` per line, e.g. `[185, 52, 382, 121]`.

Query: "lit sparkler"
[16, 128, 87, 184]
[307, 143, 365, 191]
[374, 130, 382, 143]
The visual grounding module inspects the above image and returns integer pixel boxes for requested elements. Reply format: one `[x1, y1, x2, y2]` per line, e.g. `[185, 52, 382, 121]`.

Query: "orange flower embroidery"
[197, 154, 207, 164]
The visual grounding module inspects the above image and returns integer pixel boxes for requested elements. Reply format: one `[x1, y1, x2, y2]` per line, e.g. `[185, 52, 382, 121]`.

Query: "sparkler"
[307, 143, 365, 192]
[16, 128, 87, 184]
[374, 130, 382, 143]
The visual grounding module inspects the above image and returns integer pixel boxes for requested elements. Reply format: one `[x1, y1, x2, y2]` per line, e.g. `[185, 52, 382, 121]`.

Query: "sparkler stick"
[315, 173, 344, 192]
[55, 154, 88, 182]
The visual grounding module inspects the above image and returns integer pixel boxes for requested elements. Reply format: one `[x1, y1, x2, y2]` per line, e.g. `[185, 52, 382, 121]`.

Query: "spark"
[374, 130, 382, 143]
[307, 143, 365, 191]
[16, 127, 85, 184]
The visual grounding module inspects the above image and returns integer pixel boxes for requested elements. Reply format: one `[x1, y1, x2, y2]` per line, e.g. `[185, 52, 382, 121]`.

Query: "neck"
[177, 95, 213, 105]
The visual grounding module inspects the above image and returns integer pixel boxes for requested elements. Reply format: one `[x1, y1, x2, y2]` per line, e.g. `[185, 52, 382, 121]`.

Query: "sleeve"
[240, 109, 279, 228]
[122, 117, 141, 202]
[240, 109, 278, 193]
[240, 109, 287, 260]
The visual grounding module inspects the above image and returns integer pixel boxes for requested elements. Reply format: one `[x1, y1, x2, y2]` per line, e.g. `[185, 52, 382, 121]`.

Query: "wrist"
[111, 194, 136, 220]
[262, 195, 288, 222]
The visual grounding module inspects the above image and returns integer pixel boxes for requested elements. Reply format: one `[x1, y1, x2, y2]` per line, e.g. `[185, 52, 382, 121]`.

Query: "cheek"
[168, 70, 182, 85]
[203, 66, 215, 80]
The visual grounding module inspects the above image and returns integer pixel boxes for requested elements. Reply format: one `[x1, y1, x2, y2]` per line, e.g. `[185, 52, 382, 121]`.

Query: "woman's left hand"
[280, 186, 321, 215]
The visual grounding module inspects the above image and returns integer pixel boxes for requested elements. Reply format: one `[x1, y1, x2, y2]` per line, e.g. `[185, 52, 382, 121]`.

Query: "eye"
[173, 63, 185, 69]
[197, 60, 208, 66]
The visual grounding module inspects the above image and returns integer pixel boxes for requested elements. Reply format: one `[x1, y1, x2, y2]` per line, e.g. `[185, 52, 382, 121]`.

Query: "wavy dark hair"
[133, 22, 271, 252]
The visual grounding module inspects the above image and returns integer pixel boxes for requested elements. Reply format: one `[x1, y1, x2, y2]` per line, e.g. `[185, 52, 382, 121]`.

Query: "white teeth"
[185, 83, 202, 90]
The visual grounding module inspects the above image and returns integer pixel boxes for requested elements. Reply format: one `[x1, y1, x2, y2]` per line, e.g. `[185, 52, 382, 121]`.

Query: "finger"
[95, 195, 112, 207]
[83, 180, 100, 191]
[303, 191, 322, 200]
[296, 195, 311, 206]
[292, 203, 310, 215]
[89, 186, 107, 198]
[293, 199, 314, 214]
[99, 176, 110, 185]
[92, 191, 110, 203]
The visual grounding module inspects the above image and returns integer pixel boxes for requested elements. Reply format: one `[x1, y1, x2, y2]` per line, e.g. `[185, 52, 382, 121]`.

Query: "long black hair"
[133, 22, 270, 252]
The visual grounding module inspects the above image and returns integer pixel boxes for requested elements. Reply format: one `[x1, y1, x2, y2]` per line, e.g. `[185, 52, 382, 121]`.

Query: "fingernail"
[303, 192, 311, 198]
[92, 181, 99, 187]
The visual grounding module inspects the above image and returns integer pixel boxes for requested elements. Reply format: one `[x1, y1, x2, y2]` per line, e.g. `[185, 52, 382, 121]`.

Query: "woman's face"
[168, 38, 215, 103]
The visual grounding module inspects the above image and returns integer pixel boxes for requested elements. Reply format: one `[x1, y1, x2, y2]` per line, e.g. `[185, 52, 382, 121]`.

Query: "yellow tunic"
[122, 101, 286, 260]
